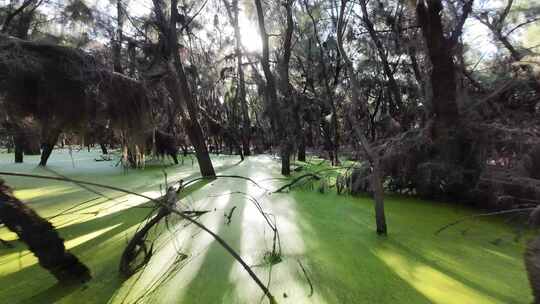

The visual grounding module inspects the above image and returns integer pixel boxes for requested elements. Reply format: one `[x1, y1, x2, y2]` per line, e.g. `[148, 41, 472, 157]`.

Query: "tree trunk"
[152, 0, 216, 178]
[298, 138, 306, 162]
[281, 143, 292, 176]
[337, 0, 387, 235]
[99, 143, 108, 155]
[416, 0, 461, 163]
[253, 0, 279, 135]
[371, 159, 387, 234]
[14, 133, 24, 163]
[526, 235, 540, 304]
[39, 128, 61, 166]
[253, 0, 295, 176]
[0, 180, 91, 283]
[112, 0, 124, 74]
[185, 119, 215, 177]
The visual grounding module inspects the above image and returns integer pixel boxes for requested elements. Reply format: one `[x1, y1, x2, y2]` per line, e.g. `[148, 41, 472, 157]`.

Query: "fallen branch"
[297, 259, 314, 297]
[274, 173, 321, 193]
[181, 174, 270, 193]
[0, 179, 91, 283]
[435, 208, 535, 235]
[225, 206, 237, 225]
[119, 208, 165, 276]
[0, 171, 275, 303]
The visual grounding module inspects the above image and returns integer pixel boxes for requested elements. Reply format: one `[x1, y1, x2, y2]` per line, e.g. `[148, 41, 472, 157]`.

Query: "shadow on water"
[0, 197, 151, 303]
[173, 178, 248, 304]
[289, 190, 530, 304]
[288, 191, 436, 303]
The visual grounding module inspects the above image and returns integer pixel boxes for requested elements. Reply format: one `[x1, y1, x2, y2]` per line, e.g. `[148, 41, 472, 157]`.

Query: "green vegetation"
[0, 152, 532, 303]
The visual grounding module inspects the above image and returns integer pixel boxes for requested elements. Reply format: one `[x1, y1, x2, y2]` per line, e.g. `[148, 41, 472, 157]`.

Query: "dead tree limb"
[297, 259, 314, 297]
[273, 173, 321, 193]
[0, 179, 91, 283]
[225, 206, 237, 225]
[0, 171, 275, 303]
[182, 174, 270, 192]
[435, 208, 535, 235]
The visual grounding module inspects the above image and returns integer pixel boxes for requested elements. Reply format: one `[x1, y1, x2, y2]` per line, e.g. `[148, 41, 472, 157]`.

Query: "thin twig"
[274, 173, 321, 193]
[297, 259, 314, 297]
[435, 208, 535, 235]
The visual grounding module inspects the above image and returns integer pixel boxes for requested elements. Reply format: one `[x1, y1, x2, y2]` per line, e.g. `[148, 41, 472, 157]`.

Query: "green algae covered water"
[0, 150, 532, 303]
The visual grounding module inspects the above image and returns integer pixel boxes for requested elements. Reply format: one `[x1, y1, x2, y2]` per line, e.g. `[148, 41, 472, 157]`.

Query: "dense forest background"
[1, 0, 539, 213]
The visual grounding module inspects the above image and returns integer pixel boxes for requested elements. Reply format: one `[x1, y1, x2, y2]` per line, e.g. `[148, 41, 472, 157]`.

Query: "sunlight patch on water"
[374, 249, 499, 304]
[0, 223, 121, 276]
[229, 162, 326, 303]
[111, 193, 233, 303]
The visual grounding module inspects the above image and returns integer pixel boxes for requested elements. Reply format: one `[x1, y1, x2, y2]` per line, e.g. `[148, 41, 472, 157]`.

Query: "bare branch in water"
[0, 171, 275, 302]
[435, 208, 535, 235]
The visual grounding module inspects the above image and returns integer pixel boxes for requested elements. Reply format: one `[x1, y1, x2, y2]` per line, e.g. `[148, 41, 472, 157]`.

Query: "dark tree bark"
[253, 0, 295, 176]
[337, 0, 387, 235]
[278, 0, 295, 176]
[171, 1, 215, 177]
[99, 143, 108, 155]
[39, 128, 61, 166]
[0, 179, 91, 283]
[297, 139, 306, 162]
[526, 207, 540, 304]
[253, 0, 279, 134]
[416, 0, 462, 163]
[152, 0, 216, 177]
[112, 0, 124, 74]
[14, 134, 24, 163]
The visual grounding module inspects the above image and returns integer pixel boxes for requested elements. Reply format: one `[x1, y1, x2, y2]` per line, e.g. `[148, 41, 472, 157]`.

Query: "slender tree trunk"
[278, 0, 295, 175]
[359, 0, 402, 112]
[253, 0, 294, 176]
[14, 134, 23, 163]
[338, 0, 387, 235]
[112, 0, 124, 74]
[152, 0, 216, 177]
[0, 180, 91, 283]
[99, 143, 108, 155]
[253, 0, 279, 135]
[39, 128, 61, 166]
[165, 73, 215, 177]
[298, 135, 306, 162]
